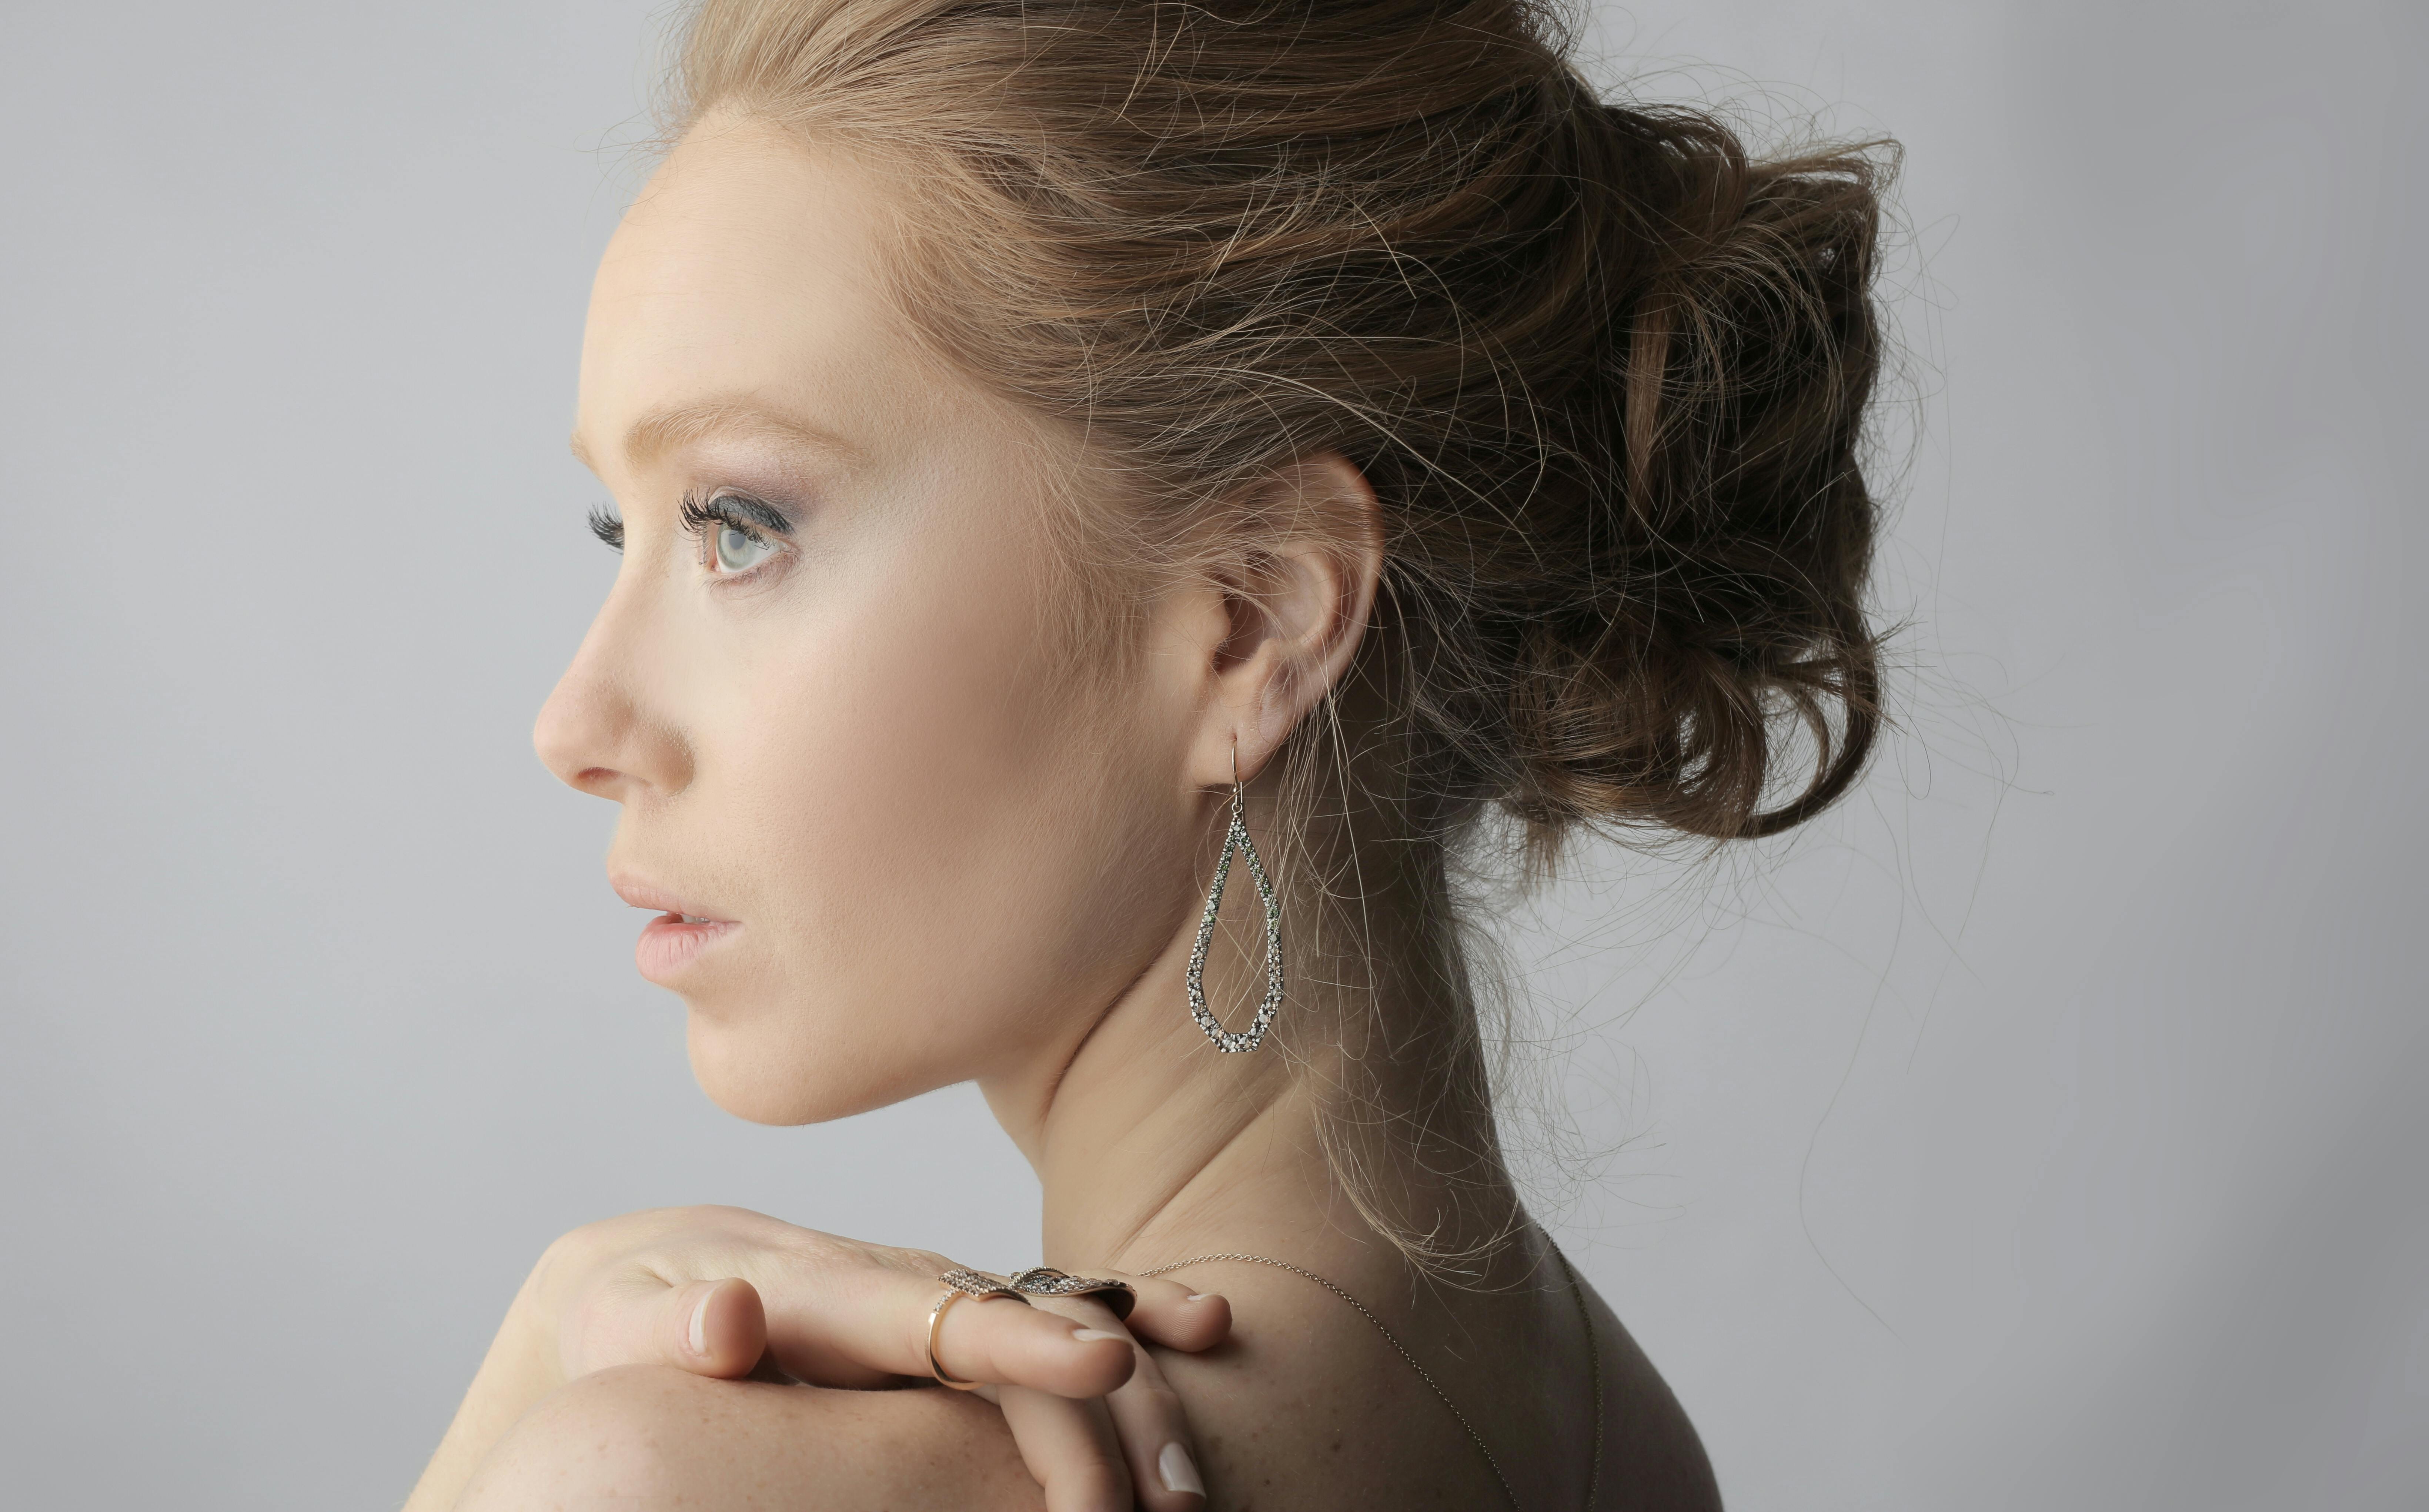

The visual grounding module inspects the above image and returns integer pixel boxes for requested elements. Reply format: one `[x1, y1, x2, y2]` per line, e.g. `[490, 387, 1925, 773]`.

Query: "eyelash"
[582, 492, 790, 580]
[678, 492, 749, 545]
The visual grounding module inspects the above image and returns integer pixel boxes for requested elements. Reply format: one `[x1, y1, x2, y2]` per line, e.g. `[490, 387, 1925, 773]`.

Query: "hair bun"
[1465, 90, 1894, 847]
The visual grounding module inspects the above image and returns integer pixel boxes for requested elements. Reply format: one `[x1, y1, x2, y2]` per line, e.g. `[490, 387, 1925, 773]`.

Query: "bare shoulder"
[1137, 1256, 1720, 1512]
[1584, 1290, 1723, 1512]
[453, 1365, 1042, 1512]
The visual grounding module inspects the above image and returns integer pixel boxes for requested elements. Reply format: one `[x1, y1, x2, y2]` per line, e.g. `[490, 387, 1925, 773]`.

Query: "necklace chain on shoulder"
[1137, 1248, 1603, 1512]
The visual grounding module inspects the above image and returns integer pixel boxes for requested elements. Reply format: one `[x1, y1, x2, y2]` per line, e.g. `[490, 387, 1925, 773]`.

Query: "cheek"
[683, 520, 1189, 1122]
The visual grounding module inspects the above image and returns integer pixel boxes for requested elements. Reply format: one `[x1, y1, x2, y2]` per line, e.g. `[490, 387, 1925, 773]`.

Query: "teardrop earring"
[1185, 741, 1286, 1053]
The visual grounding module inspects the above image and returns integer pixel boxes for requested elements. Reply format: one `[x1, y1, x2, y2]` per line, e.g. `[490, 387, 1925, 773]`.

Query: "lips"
[611, 874, 740, 985]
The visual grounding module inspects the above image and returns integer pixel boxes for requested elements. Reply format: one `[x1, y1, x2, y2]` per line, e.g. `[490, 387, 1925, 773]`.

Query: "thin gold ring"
[928, 1270, 1029, 1389]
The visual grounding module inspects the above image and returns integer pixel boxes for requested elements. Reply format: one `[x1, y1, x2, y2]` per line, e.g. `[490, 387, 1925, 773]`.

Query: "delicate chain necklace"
[1140, 1246, 1604, 1511]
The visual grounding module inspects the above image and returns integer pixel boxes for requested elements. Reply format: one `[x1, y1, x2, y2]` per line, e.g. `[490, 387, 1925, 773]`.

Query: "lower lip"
[636, 913, 740, 983]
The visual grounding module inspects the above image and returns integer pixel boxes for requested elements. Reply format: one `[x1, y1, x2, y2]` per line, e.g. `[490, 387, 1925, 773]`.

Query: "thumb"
[668, 1277, 770, 1378]
[565, 1273, 769, 1381]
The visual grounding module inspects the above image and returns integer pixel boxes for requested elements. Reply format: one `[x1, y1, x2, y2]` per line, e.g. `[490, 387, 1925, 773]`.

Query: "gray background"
[2, 1, 2420, 1508]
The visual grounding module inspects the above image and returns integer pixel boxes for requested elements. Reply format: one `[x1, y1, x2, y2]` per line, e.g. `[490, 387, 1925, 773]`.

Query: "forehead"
[575, 112, 938, 474]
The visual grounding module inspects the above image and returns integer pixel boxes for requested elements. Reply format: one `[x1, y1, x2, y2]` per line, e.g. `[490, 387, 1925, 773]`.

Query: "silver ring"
[1005, 1266, 1137, 1321]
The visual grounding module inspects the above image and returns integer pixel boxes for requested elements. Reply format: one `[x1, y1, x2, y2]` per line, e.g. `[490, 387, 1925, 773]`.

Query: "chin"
[682, 1007, 932, 1127]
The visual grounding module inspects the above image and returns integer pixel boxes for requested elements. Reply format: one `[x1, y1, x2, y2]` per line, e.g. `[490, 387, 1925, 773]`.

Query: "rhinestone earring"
[1185, 741, 1286, 1053]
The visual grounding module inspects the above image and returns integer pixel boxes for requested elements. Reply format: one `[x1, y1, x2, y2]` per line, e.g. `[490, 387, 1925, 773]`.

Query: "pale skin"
[408, 109, 1720, 1511]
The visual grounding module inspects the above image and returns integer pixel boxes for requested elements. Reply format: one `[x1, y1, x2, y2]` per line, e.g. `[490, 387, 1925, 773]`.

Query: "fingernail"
[1186, 1293, 1217, 1303]
[688, 1289, 712, 1356]
[1071, 1328, 1127, 1343]
[1158, 1441, 1205, 1497]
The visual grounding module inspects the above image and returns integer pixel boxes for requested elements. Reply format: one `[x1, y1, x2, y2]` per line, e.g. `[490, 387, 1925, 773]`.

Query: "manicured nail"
[1158, 1441, 1205, 1497]
[689, 1289, 712, 1356]
[1072, 1328, 1126, 1343]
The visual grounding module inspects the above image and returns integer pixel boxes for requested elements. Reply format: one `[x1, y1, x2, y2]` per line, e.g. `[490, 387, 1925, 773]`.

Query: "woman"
[405, 0, 1889, 1507]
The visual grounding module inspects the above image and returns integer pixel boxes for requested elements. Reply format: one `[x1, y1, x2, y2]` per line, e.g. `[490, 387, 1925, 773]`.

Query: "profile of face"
[535, 114, 1230, 1127]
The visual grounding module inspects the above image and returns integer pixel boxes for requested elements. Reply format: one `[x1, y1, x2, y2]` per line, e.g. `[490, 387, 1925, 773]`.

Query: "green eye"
[713, 523, 774, 574]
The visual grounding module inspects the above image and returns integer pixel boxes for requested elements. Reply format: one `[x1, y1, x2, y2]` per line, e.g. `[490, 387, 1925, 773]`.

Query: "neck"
[978, 807, 1522, 1284]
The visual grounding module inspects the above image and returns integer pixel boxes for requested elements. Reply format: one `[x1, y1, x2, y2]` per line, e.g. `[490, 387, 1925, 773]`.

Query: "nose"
[534, 580, 693, 802]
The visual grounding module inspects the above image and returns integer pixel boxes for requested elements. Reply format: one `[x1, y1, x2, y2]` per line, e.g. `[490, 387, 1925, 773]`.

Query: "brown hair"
[664, 0, 1894, 1270]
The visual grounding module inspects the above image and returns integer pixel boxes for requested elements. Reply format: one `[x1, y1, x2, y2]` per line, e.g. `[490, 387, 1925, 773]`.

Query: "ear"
[1182, 451, 1384, 790]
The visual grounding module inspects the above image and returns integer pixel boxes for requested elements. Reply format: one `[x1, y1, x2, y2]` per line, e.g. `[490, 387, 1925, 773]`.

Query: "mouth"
[610, 874, 741, 985]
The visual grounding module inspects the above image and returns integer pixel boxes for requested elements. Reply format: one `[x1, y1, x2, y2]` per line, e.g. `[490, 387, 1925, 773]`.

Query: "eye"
[709, 521, 775, 574]
[677, 490, 795, 581]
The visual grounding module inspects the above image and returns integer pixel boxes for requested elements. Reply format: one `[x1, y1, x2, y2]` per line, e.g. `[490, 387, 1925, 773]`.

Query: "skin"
[416, 108, 1720, 1511]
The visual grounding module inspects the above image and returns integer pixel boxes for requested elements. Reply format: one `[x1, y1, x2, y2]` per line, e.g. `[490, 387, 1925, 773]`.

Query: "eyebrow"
[569, 398, 870, 474]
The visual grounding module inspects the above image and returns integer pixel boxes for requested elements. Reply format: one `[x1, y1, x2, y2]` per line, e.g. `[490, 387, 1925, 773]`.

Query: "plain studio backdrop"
[2, 1, 2420, 1507]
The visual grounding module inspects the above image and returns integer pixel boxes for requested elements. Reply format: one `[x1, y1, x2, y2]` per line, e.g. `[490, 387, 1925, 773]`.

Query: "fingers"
[1017, 1298, 1205, 1511]
[926, 1290, 1139, 1399]
[1092, 1274, 1232, 1355]
[1100, 1336, 1207, 1512]
[739, 1258, 1137, 1396]
[998, 1384, 1133, 1512]
[563, 1217, 1210, 1403]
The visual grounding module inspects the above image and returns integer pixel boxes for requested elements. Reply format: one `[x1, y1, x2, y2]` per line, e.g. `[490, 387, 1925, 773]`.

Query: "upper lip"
[609, 873, 735, 923]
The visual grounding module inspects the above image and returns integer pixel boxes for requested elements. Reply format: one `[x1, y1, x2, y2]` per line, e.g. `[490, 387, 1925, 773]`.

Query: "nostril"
[533, 686, 632, 794]
[569, 765, 625, 797]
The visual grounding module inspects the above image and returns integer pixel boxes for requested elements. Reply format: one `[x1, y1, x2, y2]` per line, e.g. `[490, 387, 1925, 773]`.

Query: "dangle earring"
[1185, 740, 1286, 1053]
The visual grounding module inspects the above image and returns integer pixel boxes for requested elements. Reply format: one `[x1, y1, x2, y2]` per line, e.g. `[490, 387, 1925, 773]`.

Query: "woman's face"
[537, 113, 1206, 1125]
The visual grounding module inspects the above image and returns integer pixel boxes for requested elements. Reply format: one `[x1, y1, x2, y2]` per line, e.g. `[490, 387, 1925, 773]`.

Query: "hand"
[403, 1206, 1228, 1512]
[547, 1207, 1222, 1509]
